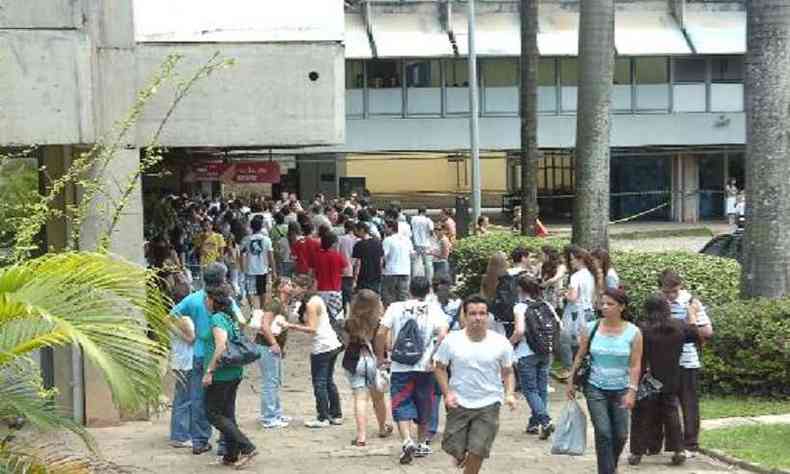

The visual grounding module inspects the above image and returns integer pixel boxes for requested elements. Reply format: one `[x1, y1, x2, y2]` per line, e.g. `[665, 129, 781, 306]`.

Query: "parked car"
[699, 216, 744, 263]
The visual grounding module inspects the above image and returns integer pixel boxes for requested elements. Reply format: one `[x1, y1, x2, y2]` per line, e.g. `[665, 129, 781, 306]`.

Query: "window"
[673, 57, 706, 112]
[367, 59, 402, 115]
[345, 60, 364, 117]
[406, 59, 441, 115]
[482, 59, 518, 114]
[635, 57, 669, 111]
[613, 57, 632, 111]
[711, 56, 744, 112]
[538, 58, 557, 113]
[446, 59, 470, 114]
[559, 58, 578, 112]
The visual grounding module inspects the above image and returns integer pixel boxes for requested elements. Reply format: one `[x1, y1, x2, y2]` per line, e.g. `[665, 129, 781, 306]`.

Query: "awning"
[345, 13, 372, 59]
[371, 12, 454, 58]
[615, 11, 691, 55]
[538, 8, 579, 56]
[133, 0, 344, 43]
[452, 12, 521, 56]
[683, 10, 746, 55]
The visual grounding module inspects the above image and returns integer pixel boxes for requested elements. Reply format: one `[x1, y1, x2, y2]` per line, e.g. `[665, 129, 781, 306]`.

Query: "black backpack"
[391, 308, 426, 365]
[491, 272, 525, 322]
[523, 301, 560, 355]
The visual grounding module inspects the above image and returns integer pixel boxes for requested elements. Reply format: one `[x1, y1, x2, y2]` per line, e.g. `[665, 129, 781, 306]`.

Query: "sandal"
[378, 424, 394, 438]
[350, 439, 366, 447]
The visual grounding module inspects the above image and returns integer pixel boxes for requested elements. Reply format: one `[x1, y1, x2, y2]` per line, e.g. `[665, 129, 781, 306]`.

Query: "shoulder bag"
[219, 321, 262, 368]
[572, 320, 599, 388]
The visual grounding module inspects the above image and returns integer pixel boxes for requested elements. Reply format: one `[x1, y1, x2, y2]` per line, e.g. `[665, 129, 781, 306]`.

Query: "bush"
[453, 233, 741, 318]
[701, 298, 790, 396]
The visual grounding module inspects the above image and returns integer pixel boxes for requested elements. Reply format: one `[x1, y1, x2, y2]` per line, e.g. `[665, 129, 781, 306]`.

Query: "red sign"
[231, 161, 281, 184]
[188, 160, 227, 182]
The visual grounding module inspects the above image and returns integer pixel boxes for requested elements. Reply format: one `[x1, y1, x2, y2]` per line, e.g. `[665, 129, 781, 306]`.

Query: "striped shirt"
[587, 320, 639, 391]
[669, 290, 710, 369]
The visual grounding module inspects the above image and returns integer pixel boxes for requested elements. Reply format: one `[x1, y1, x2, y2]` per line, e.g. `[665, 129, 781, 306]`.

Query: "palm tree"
[741, 1, 790, 298]
[519, 0, 540, 236]
[0, 252, 171, 472]
[571, 0, 614, 250]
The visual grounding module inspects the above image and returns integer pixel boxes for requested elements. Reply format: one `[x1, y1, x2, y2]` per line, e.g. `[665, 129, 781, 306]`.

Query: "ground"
[89, 330, 745, 474]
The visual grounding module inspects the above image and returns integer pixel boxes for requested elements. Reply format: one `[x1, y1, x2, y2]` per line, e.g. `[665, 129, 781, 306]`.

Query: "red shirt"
[291, 237, 320, 274]
[313, 249, 347, 291]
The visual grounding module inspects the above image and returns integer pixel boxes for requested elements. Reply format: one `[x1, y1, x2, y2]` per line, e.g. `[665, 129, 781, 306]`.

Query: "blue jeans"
[257, 344, 283, 424]
[585, 385, 630, 474]
[189, 359, 212, 447]
[428, 379, 442, 437]
[518, 354, 552, 428]
[170, 369, 192, 442]
[310, 349, 342, 421]
[432, 260, 450, 281]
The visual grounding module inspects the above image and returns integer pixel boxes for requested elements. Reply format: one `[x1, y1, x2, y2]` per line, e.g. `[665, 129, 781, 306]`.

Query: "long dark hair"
[205, 283, 236, 321]
[602, 287, 631, 321]
[642, 293, 673, 333]
[591, 248, 613, 278]
[541, 246, 561, 281]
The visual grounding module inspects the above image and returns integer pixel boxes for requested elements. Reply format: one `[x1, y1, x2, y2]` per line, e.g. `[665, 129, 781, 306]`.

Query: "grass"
[609, 227, 714, 240]
[701, 424, 790, 470]
[700, 396, 790, 420]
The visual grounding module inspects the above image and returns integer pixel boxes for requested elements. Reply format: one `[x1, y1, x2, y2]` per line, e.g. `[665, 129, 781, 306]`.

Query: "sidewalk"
[702, 413, 790, 431]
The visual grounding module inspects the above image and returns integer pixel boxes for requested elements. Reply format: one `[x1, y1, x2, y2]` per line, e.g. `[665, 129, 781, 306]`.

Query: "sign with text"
[231, 161, 281, 184]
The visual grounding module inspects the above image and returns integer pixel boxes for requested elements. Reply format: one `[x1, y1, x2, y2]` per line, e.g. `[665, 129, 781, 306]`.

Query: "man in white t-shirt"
[241, 217, 277, 310]
[410, 207, 435, 281]
[434, 294, 516, 474]
[376, 277, 448, 465]
[382, 220, 414, 307]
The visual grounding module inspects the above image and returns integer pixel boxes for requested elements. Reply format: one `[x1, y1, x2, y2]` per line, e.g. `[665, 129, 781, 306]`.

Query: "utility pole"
[468, 0, 482, 226]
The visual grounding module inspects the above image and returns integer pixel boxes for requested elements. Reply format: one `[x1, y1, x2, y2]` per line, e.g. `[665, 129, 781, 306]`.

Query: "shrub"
[452, 233, 741, 318]
[701, 298, 790, 396]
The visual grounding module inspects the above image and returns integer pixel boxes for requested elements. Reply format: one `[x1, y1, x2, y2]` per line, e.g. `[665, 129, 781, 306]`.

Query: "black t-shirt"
[352, 238, 384, 285]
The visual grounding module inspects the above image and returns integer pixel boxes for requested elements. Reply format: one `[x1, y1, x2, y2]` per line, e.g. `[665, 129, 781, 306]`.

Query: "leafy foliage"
[0, 158, 39, 249]
[701, 298, 790, 396]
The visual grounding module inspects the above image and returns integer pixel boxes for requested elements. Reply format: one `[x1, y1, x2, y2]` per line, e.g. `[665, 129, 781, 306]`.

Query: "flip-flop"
[378, 424, 394, 438]
[350, 439, 367, 447]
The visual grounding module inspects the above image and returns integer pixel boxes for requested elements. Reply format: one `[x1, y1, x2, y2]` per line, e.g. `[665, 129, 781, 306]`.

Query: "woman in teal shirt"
[567, 288, 643, 474]
[202, 284, 257, 469]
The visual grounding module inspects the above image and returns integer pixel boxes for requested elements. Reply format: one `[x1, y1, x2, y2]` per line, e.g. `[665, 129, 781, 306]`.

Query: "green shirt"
[204, 312, 244, 382]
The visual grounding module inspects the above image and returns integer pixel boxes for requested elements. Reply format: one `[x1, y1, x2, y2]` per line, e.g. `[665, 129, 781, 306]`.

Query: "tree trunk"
[519, 0, 539, 236]
[741, 1, 790, 298]
[571, 0, 614, 251]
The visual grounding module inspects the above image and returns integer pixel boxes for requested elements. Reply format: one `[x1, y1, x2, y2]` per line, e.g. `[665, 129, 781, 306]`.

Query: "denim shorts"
[345, 355, 377, 391]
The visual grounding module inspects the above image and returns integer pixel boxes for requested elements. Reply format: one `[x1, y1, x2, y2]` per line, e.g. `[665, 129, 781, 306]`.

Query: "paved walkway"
[702, 413, 790, 431]
[88, 332, 746, 473]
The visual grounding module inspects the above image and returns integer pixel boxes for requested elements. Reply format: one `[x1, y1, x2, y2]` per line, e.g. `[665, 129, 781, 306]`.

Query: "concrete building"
[1, 0, 345, 425]
[300, 0, 746, 222]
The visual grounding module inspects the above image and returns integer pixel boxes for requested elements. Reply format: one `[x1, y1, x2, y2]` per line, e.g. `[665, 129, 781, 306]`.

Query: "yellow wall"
[344, 153, 507, 194]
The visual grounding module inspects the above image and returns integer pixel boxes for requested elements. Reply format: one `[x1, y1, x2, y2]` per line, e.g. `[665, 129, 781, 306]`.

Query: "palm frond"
[0, 439, 136, 474]
[0, 252, 172, 411]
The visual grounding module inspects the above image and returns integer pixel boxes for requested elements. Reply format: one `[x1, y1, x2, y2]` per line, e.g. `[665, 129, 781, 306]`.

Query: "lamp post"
[468, 0, 482, 226]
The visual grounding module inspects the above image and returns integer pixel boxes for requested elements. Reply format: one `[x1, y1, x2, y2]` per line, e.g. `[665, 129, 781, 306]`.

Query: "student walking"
[434, 294, 517, 474]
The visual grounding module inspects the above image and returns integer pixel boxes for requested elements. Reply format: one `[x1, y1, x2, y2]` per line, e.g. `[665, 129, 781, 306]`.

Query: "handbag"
[572, 320, 600, 388]
[219, 324, 262, 368]
[636, 371, 664, 401]
[364, 341, 390, 392]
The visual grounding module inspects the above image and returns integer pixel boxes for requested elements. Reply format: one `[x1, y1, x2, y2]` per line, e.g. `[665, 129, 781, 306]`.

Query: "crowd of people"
[148, 191, 714, 474]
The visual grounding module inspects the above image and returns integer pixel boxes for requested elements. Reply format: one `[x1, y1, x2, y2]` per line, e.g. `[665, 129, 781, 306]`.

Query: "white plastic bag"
[551, 400, 587, 456]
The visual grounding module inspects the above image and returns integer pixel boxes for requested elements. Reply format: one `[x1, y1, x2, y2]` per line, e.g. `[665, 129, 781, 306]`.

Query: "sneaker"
[539, 423, 555, 440]
[234, 450, 258, 470]
[329, 417, 344, 426]
[304, 419, 331, 428]
[525, 424, 539, 435]
[671, 451, 687, 466]
[684, 449, 698, 459]
[278, 415, 293, 423]
[261, 419, 289, 429]
[399, 440, 417, 465]
[414, 442, 433, 458]
[627, 454, 642, 466]
[192, 443, 212, 455]
[169, 440, 192, 449]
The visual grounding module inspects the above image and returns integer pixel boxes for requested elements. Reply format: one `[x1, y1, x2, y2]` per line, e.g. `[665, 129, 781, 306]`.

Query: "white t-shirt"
[434, 330, 515, 409]
[382, 234, 413, 276]
[411, 215, 435, 248]
[241, 233, 272, 275]
[398, 217, 412, 240]
[569, 268, 596, 310]
[337, 233, 359, 278]
[382, 299, 448, 373]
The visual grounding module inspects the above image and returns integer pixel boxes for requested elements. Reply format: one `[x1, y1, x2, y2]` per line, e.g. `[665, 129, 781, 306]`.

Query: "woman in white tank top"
[285, 276, 343, 428]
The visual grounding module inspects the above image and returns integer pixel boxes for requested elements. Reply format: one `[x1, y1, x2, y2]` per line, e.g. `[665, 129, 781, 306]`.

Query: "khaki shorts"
[442, 402, 501, 461]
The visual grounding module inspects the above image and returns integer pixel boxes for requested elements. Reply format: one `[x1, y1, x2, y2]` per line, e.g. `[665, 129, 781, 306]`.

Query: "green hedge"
[453, 233, 741, 318]
[701, 298, 790, 396]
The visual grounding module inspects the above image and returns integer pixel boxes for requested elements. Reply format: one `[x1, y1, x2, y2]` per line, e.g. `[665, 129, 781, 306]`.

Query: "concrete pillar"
[672, 154, 700, 223]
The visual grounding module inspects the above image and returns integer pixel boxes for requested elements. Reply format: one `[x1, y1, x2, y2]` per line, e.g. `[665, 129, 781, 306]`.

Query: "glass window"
[406, 60, 441, 115]
[538, 58, 555, 86]
[538, 58, 557, 113]
[446, 59, 469, 87]
[712, 56, 743, 82]
[482, 58, 518, 87]
[367, 59, 402, 115]
[346, 60, 364, 89]
[635, 57, 669, 111]
[614, 57, 631, 85]
[674, 57, 707, 83]
[613, 57, 632, 112]
[345, 61, 364, 117]
[446, 59, 470, 114]
[560, 58, 578, 112]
